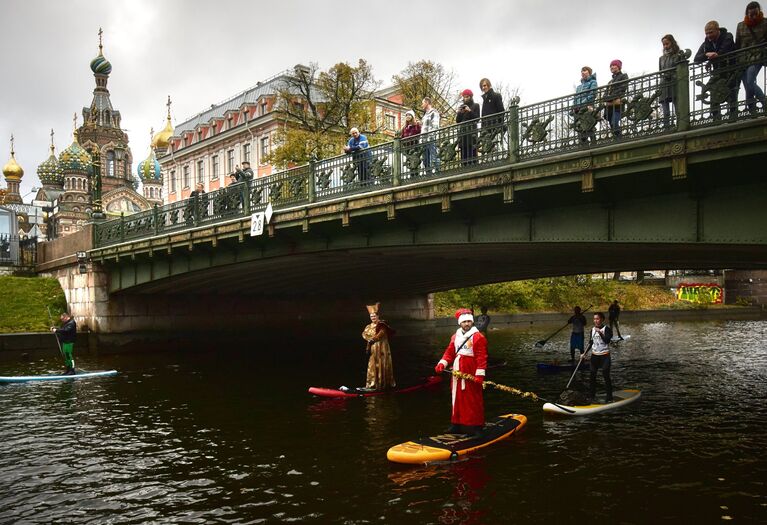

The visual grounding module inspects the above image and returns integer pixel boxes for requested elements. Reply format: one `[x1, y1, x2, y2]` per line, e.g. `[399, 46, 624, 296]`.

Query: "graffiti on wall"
[676, 282, 723, 304]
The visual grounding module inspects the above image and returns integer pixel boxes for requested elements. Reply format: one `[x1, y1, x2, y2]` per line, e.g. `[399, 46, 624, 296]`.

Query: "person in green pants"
[51, 312, 77, 375]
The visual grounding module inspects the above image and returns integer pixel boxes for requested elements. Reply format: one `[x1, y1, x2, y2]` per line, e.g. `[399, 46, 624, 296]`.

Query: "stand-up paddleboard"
[611, 335, 631, 342]
[308, 375, 443, 398]
[387, 413, 527, 464]
[0, 370, 118, 383]
[543, 389, 641, 416]
[536, 360, 590, 373]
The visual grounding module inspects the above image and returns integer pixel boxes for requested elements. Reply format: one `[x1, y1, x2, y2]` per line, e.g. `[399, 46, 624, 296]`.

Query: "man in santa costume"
[434, 308, 489, 436]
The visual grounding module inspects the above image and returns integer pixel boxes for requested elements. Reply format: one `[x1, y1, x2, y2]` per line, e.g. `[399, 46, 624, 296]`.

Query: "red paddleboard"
[308, 375, 443, 398]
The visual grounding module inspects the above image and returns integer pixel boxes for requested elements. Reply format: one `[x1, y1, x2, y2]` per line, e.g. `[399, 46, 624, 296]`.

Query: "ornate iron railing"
[0, 234, 37, 268]
[93, 43, 766, 248]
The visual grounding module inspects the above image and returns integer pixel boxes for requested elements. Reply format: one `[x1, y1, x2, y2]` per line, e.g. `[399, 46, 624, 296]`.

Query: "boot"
[64, 367, 76, 376]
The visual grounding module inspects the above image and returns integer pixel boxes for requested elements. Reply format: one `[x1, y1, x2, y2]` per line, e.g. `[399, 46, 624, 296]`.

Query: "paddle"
[442, 369, 576, 414]
[564, 345, 591, 391]
[534, 304, 593, 349]
[46, 306, 65, 360]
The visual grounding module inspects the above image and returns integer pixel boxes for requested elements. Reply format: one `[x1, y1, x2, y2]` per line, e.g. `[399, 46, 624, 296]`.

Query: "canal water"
[1, 320, 765, 524]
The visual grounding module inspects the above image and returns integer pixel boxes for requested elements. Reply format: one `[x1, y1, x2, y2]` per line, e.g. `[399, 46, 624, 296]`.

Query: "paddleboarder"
[568, 306, 587, 362]
[608, 299, 624, 340]
[434, 308, 488, 436]
[51, 312, 77, 375]
[588, 312, 613, 403]
[474, 306, 491, 334]
[361, 303, 396, 391]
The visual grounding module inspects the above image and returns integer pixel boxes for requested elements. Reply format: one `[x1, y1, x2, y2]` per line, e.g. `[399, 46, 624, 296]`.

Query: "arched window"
[107, 151, 115, 177]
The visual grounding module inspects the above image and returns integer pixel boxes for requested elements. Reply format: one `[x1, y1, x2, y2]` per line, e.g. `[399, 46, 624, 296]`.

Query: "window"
[260, 101, 268, 116]
[170, 170, 176, 192]
[197, 130, 204, 142]
[183, 165, 190, 188]
[107, 151, 115, 177]
[293, 101, 304, 114]
[260, 136, 269, 160]
[196, 160, 204, 183]
[212, 155, 220, 179]
[243, 143, 251, 164]
[386, 114, 396, 131]
[227, 149, 235, 173]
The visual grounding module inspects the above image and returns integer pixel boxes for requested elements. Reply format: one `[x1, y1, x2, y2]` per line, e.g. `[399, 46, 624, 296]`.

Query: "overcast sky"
[0, 0, 738, 199]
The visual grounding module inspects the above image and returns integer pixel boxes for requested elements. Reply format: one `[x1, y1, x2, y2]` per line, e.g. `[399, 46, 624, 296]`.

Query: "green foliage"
[434, 276, 682, 316]
[268, 60, 382, 167]
[0, 276, 67, 333]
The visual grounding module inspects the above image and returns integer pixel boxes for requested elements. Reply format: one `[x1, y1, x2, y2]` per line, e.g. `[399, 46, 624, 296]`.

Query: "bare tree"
[392, 60, 456, 122]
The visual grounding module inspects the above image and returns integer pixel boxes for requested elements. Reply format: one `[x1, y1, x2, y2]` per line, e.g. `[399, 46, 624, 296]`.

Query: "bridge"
[37, 47, 767, 334]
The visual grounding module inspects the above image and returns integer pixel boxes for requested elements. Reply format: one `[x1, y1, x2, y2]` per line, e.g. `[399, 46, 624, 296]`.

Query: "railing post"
[508, 100, 520, 163]
[119, 212, 125, 242]
[308, 160, 317, 203]
[676, 59, 691, 132]
[392, 137, 401, 187]
[243, 179, 252, 215]
[153, 204, 160, 235]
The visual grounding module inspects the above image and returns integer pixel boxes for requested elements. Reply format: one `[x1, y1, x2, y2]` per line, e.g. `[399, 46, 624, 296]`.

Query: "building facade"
[159, 66, 409, 204]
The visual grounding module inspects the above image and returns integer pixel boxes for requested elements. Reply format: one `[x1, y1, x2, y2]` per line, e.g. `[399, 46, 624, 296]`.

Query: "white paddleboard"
[0, 370, 118, 383]
[543, 389, 641, 416]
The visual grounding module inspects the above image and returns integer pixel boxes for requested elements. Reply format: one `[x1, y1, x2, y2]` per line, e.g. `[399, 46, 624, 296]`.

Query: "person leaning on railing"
[735, 1, 767, 114]
[659, 34, 687, 128]
[573, 66, 599, 143]
[694, 20, 737, 120]
[603, 59, 629, 138]
[344, 127, 371, 185]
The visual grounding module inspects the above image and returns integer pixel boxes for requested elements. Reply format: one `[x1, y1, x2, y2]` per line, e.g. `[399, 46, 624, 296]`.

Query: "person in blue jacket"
[573, 66, 598, 143]
[344, 127, 371, 185]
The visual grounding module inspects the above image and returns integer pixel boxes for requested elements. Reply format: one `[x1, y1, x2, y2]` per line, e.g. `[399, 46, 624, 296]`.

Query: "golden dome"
[151, 117, 173, 149]
[3, 136, 24, 181]
[152, 95, 174, 150]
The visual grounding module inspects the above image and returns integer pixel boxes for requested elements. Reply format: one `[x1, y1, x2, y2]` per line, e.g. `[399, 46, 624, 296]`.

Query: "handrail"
[93, 43, 767, 248]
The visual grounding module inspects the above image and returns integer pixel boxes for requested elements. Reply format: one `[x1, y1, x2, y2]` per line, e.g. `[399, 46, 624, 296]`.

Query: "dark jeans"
[589, 353, 613, 400]
[570, 332, 585, 360]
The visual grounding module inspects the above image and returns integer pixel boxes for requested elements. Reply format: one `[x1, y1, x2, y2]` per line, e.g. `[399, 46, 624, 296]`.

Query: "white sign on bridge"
[250, 212, 265, 236]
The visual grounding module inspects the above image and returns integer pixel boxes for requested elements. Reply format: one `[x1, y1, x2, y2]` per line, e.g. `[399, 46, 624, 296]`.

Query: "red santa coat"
[438, 327, 488, 426]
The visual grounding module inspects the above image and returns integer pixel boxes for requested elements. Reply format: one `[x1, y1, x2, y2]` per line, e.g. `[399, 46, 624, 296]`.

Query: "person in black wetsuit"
[51, 312, 77, 375]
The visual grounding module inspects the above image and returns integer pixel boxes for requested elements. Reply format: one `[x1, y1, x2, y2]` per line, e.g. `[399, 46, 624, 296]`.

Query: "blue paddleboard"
[0, 370, 118, 383]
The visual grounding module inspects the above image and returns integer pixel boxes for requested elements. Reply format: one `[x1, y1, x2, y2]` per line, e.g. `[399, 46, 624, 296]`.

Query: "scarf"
[745, 12, 765, 27]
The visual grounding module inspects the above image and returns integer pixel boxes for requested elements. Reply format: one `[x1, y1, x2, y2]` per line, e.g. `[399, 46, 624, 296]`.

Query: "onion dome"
[137, 139, 161, 182]
[59, 137, 92, 174]
[37, 130, 64, 186]
[151, 96, 174, 150]
[2, 135, 24, 181]
[90, 29, 112, 75]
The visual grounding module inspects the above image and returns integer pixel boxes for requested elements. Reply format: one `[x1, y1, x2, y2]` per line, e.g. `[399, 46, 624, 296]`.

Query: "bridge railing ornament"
[689, 42, 767, 126]
[91, 43, 767, 248]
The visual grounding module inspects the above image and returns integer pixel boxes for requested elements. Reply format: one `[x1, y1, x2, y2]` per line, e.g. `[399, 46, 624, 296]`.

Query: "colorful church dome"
[137, 150, 161, 181]
[2, 136, 24, 181]
[90, 28, 112, 75]
[37, 131, 64, 186]
[59, 138, 92, 174]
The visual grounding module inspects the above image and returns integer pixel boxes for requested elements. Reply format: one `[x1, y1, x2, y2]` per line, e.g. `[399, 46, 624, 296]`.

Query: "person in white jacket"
[420, 97, 441, 173]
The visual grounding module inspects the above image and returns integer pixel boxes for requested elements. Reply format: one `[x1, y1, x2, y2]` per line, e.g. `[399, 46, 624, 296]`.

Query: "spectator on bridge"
[588, 312, 614, 403]
[233, 162, 254, 183]
[362, 302, 396, 391]
[421, 97, 441, 173]
[608, 299, 624, 340]
[51, 312, 77, 375]
[694, 21, 737, 120]
[434, 308, 488, 437]
[344, 127, 371, 185]
[474, 306, 491, 335]
[736, 2, 767, 114]
[568, 306, 588, 362]
[400, 110, 421, 178]
[479, 79, 505, 149]
[603, 59, 629, 138]
[456, 89, 480, 165]
[189, 182, 205, 198]
[659, 34, 686, 128]
[573, 66, 599, 144]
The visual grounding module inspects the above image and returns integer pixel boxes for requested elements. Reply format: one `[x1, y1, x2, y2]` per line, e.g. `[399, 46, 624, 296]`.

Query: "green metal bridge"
[90, 47, 767, 299]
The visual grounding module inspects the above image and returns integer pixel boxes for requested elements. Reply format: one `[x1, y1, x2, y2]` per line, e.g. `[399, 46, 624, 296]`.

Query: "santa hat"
[455, 308, 474, 324]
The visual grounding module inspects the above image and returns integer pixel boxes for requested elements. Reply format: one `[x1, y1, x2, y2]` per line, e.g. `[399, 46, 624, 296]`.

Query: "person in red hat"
[604, 59, 629, 138]
[434, 308, 488, 436]
[456, 89, 480, 165]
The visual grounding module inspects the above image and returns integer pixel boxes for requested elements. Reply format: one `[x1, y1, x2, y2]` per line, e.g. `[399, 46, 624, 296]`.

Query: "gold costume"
[362, 303, 396, 390]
